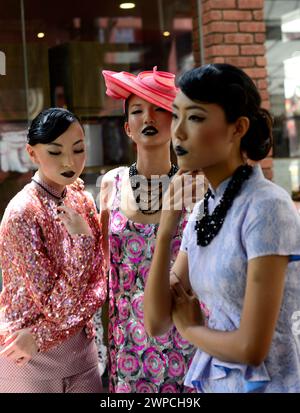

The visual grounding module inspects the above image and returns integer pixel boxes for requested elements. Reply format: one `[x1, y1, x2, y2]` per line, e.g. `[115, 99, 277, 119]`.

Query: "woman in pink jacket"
[0, 108, 107, 393]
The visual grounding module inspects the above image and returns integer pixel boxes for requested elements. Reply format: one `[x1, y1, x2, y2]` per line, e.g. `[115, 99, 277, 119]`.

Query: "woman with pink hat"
[100, 67, 196, 393]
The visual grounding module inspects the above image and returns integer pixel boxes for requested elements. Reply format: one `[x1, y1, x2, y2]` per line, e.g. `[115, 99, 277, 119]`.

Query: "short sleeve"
[242, 195, 300, 261]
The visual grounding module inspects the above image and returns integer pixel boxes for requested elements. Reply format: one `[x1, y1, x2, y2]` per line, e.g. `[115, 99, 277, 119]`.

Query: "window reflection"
[0, 0, 194, 217]
[265, 0, 300, 197]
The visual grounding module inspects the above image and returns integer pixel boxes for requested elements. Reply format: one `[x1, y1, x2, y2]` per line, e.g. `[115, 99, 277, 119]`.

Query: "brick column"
[192, 0, 272, 179]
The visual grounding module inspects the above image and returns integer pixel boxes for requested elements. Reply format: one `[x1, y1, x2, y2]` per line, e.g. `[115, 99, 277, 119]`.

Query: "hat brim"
[102, 70, 176, 113]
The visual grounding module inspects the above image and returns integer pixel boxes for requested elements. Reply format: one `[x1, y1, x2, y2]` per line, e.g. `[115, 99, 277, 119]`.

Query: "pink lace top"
[106, 167, 196, 393]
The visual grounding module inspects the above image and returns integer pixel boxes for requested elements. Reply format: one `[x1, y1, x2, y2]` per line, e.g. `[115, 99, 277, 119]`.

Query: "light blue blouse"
[180, 165, 300, 393]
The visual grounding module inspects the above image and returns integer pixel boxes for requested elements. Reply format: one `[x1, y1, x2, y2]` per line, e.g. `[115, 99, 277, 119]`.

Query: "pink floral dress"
[107, 167, 196, 393]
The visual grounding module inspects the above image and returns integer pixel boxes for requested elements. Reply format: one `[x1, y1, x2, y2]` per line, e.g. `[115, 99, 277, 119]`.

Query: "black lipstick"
[61, 171, 75, 178]
[174, 145, 188, 156]
[142, 126, 159, 136]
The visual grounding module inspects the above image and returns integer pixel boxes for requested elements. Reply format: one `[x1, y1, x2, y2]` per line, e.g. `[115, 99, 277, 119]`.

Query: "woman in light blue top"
[144, 63, 300, 393]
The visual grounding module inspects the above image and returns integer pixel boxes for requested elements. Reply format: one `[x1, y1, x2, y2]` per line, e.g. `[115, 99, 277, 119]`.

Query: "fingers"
[182, 172, 204, 207]
[57, 213, 71, 226]
[9, 352, 23, 363]
[0, 340, 32, 366]
[56, 206, 77, 227]
[171, 281, 198, 301]
[164, 175, 185, 211]
[15, 356, 31, 367]
[57, 206, 87, 223]
[0, 345, 17, 360]
[1, 349, 30, 366]
[166, 170, 204, 212]
[3, 332, 18, 346]
[0, 337, 18, 357]
[171, 281, 191, 301]
[57, 205, 75, 216]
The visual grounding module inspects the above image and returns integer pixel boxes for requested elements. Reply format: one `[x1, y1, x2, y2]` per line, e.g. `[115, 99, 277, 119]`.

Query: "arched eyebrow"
[73, 139, 84, 146]
[47, 139, 84, 147]
[172, 103, 208, 113]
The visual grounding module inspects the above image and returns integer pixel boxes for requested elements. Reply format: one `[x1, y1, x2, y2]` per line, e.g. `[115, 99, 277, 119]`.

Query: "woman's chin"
[177, 158, 196, 171]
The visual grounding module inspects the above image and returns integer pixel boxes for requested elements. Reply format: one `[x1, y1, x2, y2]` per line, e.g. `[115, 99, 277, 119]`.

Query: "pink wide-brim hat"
[102, 66, 178, 113]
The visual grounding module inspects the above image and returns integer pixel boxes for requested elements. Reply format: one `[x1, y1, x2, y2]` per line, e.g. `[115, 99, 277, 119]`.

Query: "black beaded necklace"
[195, 164, 253, 246]
[129, 162, 178, 215]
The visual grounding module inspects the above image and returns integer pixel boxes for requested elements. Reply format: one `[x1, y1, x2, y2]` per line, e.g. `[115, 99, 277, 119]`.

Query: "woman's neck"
[202, 158, 246, 190]
[135, 144, 172, 178]
[37, 170, 66, 195]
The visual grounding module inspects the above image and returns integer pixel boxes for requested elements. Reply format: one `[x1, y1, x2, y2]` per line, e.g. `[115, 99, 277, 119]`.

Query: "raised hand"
[57, 205, 93, 236]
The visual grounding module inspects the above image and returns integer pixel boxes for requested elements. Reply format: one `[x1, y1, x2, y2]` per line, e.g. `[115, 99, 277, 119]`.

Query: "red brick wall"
[192, 0, 272, 179]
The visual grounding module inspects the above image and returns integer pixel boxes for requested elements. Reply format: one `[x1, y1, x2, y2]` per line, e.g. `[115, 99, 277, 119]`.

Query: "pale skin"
[0, 121, 93, 366]
[144, 90, 288, 367]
